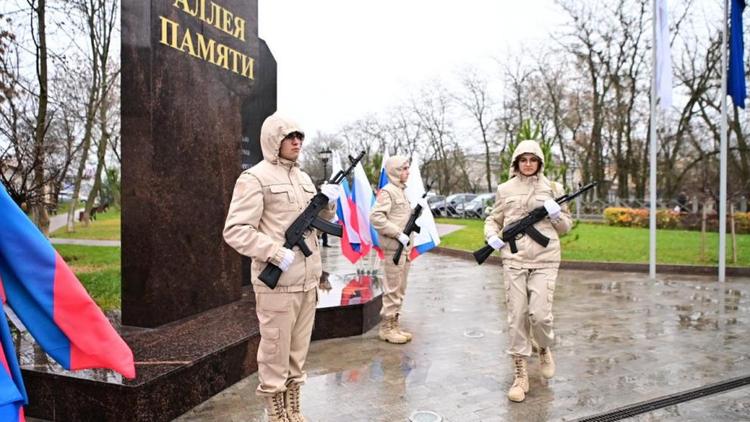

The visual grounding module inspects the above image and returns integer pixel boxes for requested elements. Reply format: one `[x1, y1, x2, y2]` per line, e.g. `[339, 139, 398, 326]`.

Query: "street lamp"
[319, 148, 332, 182]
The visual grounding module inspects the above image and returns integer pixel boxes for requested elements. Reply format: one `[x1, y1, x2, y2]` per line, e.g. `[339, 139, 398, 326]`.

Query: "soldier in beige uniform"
[484, 140, 572, 403]
[370, 156, 414, 344]
[223, 113, 339, 422]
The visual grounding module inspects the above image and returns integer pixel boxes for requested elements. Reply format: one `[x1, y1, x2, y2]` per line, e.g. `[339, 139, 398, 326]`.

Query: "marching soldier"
[484, 140, 572, 402]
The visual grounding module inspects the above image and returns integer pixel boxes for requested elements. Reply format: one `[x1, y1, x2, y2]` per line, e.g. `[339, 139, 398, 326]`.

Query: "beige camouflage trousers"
[255, 288, 317, 396]
[381, 249, 411, 319]
[502, 266, 557, 356]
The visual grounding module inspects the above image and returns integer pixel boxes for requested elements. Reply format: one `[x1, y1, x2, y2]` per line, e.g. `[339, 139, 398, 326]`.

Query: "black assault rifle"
[392, 187, 431, 265]
[258, 151, 366, 288]
[473, 182, 597, 265]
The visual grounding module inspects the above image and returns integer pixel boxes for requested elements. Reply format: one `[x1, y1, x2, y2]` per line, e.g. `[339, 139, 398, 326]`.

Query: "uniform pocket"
[503, 196, 521, 216]
[535, 195, 552, 209]
[547, 279, 556, 309]
[393, 198, 410, 215]
[259, 326, 280, 356]
[258, 294, 290, 312]
[502, 276, 512, 325]
[267, 184, 296, 212]
[300, 183, 316, 202]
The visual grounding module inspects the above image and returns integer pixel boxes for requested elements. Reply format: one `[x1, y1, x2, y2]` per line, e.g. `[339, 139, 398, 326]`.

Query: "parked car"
[445, 193, 477, 217]
[427, 195, 448, 217]
[461, 193, 495, 218]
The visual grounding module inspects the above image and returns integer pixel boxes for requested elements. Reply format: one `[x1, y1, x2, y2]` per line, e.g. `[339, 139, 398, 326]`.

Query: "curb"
[430, 247, 750, 277]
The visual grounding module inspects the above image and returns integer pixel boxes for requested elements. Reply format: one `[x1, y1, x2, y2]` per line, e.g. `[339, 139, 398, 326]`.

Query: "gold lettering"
[216, 44, 229, 69]
[180, 27, 199, 57]
[159, 16, 180, 49]
[209, 2, 222, 27]
[199, 0, 208, 21]
[228, 49, 242, 73]
[173, 0, 197, 16]
[233, 16, 246, 41]
[221, 9, 233, 33]
[159, 5, 255, 80]
[196, 32, 216, 64]
[242, 55, 254, 79]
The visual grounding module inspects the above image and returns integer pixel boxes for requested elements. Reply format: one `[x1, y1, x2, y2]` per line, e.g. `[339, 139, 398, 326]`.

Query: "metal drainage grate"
[574, 374, 750, 422]
[408, 410, 443, 422]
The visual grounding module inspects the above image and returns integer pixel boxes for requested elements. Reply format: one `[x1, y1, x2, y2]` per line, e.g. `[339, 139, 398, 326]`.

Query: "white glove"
[487, 235, 505, 251]
[544, 199, 561, 220]
[278, 248, 295, 272]
[397, 233, 409, 246]
[320, 183, 340, 204]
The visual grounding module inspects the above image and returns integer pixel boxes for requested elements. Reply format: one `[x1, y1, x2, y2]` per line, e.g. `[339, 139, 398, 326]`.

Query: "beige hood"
[384, 155, 409, 188]
[260, 112, 305, 164]
[510, 139, 545, 178]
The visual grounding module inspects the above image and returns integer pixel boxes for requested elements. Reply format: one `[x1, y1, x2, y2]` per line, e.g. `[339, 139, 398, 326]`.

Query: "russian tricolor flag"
[403, 153, 441, 260]
[351, 162, 383, 259]
[377, 149, 390, 193]
[0, 182, 135, 416]
[332, 151, 365, 264]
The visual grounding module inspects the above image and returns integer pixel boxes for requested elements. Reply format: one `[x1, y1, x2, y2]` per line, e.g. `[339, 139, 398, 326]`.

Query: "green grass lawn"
[54, 244, 121, 311]
[51, 208, 121, 240]
[436, 218, 750, 267]
[53, 201, 71, 216]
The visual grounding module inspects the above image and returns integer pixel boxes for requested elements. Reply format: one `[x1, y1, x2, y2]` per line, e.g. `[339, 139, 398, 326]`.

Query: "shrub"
[603, 207, 749, 233]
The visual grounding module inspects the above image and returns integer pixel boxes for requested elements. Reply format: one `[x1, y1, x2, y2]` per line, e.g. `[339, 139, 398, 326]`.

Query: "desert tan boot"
[378, 316, 408, 344]
[508, 356, 529, 402]
[394, 313, 413, 341]
[284, 382, 306, 422]
[263, 392, 289, 422]
[540, 347, 555, 379]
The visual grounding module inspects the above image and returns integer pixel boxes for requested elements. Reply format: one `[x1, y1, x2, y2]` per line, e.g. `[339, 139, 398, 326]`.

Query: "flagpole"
[649, 0, 658, 279]
[719, 0, 729, 283]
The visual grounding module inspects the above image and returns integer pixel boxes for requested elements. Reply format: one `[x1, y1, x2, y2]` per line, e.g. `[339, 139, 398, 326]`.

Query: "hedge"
[603, 207, 750, 233]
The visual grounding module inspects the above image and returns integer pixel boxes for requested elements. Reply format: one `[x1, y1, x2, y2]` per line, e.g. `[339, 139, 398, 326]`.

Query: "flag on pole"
[377, 149, 390, 192]
[331, 151, 363, 263]
[351, 163, 382, 258]
[655, 0, 673, 110]
[0, 301, 26, 421]
[729, 0, 747, 108]
[0, 183, 135, 380]
[403, 154, 441, 259]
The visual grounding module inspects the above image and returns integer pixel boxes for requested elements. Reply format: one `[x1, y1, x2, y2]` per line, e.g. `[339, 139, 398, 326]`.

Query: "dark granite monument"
[19, 1, 380, 420]
[23, 1, 274, 420]
[121, 0, 267, 327]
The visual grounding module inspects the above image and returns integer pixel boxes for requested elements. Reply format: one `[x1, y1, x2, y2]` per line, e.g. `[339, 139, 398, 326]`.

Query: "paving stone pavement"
[175, 242, 750, 422]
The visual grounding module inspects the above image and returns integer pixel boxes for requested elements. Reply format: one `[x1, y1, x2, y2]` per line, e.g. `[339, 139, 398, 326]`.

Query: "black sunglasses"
[283, 131, 305, 142]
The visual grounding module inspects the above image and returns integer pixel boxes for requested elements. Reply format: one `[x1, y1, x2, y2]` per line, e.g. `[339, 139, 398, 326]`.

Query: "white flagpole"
[649, 0, 658, 279]
[719, 0, 729, 283]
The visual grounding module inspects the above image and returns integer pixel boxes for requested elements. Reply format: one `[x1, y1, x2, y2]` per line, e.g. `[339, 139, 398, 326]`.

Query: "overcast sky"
[258, 0, 568, 137]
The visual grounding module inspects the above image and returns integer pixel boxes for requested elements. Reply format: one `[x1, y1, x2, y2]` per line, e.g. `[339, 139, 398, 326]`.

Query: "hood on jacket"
[510, 140, 545, 178]
[384, 155, 409, 187]
[260, 112, 305, 164]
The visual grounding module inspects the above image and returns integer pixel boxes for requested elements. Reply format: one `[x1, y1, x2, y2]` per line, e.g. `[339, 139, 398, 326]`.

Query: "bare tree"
[67, 0, 117, 229]
[454, 68, 498, 192]
[27, 0, 51, 233]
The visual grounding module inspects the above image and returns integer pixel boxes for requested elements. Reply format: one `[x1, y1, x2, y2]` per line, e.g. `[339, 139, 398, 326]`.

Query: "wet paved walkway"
[176, 240, 750, 422]
[47, 208, 122, 247]
[48, 209, 81, 233]
[49, 238, 121, 247]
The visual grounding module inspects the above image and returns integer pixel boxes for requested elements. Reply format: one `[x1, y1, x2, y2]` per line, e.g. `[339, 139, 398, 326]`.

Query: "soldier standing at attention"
[223, 112, 339, 421]
[370, 155, 415, 344]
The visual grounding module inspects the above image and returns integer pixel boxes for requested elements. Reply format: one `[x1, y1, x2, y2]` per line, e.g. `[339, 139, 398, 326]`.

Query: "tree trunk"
[31, 0, 49, 235]
[67, 0, 103, 231]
